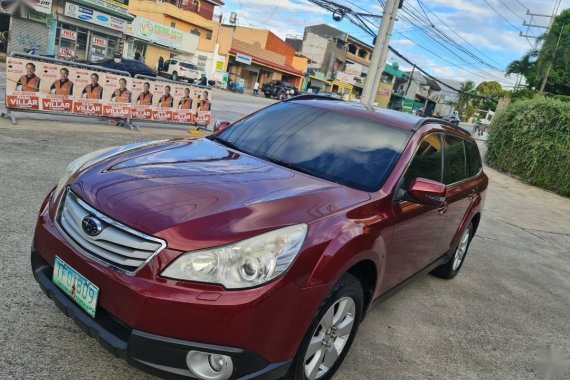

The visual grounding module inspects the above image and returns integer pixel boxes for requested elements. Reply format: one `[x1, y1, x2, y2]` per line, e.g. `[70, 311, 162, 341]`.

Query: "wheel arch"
[346, 260, 377, 320]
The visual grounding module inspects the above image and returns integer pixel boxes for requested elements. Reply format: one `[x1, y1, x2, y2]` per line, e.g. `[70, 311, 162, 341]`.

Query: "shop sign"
[235, 53, 252, 65]
[344, 62, 363, 76]
[61, 29, 77, 41]
[126, 17, 198, 53]
[335, 71, 356, 85]
[58, 47, 76, 58]
[80, 0, 129, 15]
[64, 2, 127, 32]
[27, 0, 54, 14]
[215, 60, 224, 71]
[92, 36, 108, 47]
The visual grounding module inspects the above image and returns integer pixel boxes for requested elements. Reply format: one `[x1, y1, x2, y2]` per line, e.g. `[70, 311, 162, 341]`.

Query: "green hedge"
[486, 97, 570, 197]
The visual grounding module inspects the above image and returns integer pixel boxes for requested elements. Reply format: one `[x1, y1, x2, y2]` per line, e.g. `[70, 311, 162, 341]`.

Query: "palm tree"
[457, 80, 475, 112]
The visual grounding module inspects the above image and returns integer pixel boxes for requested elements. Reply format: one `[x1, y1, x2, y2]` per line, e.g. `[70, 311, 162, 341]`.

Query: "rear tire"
[431, 222, 473, 279]
[264, 92, 271, 98]
[286, 273, 363, 380]
[278, 91, 287, 101]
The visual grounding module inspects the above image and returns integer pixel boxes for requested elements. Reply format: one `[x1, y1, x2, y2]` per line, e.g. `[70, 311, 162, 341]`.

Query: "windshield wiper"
[261, 156, 317, 178]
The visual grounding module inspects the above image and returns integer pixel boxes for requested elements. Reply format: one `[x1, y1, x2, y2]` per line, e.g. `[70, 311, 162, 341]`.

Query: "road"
[0, 93, 569, 380]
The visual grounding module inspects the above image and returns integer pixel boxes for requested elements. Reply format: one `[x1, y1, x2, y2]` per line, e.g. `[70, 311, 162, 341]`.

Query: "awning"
[332, 80, 353, 90]
[229, 49, 305, 78]
[308, 75, 332, 87]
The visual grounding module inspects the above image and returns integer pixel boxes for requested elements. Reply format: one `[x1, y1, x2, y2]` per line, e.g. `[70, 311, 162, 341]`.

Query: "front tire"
[431, 222, 473, 279]
[287, 273, 363, 380]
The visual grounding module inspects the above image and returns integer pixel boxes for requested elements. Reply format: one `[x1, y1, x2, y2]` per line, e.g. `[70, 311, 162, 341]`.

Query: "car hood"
[71, 139, 370, 251]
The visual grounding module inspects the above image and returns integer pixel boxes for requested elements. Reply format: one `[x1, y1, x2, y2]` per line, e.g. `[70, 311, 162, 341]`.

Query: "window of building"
[348, 44, 357, 54]
[206, 32, 213, 40]
[171, 22, 176, 28]
[358, 49, 368, 59]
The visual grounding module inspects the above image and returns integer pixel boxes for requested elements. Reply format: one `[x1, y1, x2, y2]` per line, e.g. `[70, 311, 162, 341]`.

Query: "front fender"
[303, 224, 386, 290]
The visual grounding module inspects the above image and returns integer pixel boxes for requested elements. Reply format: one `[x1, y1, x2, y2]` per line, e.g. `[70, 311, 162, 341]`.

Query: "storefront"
[54, 1, 134, 61]
[124, 16, 199, 68]
[227, 50, 305, 89]
[6, 0, 54, 56]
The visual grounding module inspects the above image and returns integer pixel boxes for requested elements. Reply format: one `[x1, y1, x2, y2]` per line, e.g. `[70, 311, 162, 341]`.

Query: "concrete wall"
[300, 32, 328, 71]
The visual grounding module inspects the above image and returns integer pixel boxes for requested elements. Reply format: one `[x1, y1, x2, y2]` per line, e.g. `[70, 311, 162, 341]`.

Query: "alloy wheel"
[304, 297, 356, 380]
[452, 228, 471, 271]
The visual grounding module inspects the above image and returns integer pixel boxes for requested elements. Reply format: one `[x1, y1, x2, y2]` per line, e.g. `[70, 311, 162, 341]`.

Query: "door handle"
[437, 202, 448, 215]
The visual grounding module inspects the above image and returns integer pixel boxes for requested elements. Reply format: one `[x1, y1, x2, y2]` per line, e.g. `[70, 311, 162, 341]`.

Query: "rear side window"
[181, 63, 197, 70]
[444, 135, 467, 184]
[402, 133, 443, 190]
[171, 60, 178, 64]
[465, 140, 482, 177]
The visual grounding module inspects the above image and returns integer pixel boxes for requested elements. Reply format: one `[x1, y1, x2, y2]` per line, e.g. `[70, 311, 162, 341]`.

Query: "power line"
[496, 0, 525, 21]
[482, 0, 523, 32]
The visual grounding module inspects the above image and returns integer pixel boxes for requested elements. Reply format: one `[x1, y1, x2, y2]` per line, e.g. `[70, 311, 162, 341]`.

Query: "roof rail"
[415, 117, 471, 136]
[283, 94, 344, 102]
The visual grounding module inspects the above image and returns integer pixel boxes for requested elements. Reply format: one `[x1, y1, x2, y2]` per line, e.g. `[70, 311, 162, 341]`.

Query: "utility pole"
[360, 0, 400, 106]
[539, 25, 565, 93]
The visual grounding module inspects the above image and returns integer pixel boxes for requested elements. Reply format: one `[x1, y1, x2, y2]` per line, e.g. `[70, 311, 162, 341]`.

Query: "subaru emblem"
[81, 216, 103, 236]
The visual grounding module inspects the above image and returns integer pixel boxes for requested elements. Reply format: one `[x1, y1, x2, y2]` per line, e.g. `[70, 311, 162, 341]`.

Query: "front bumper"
[31, 250, 291, 379]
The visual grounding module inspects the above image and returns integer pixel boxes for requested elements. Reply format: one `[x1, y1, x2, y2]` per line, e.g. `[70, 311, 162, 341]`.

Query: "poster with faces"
[4, 57, 213, 126]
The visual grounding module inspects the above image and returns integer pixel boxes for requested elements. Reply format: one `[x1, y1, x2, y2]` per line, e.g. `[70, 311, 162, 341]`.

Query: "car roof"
[287, 95, 471, 137]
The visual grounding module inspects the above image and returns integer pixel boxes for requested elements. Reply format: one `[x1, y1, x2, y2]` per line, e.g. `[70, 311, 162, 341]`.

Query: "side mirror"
[408, 178, 446, 207]
[213, 120, 231, 133]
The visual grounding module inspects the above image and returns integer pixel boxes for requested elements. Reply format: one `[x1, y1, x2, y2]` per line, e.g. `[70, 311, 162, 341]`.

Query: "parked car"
[442, 114, 461, 125]
[262, 80, 299, 100]
[93, 58, 156, 77]
[160, 59, 201, 82]
[31, 95, 487, 380]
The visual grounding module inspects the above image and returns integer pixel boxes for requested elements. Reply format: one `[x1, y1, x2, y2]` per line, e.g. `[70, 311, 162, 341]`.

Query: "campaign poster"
[102, 73, 132, 118]
[171, 84, 194, 124]
[5, 57, 41, 110]
[192, 87, 212, 125]
[152, 81, 174, 122]
[131, 78, 153, 120]
[73, 68, 104, 116]
[41, 63, 75, 113]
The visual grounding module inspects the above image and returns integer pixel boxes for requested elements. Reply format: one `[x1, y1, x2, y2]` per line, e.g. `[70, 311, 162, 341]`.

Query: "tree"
[477, 81, 502, 95]
[506, 9, 570, 95]
[476, 81, 502, 111]
[535, 9, 570, 94]
[457, 80, 476, 113]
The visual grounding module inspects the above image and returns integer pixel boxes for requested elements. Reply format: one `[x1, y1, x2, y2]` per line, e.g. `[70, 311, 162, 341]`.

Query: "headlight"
[53, 146, 117, 198]
[161, 224, 308, 289]
[53, 140, 165, 199]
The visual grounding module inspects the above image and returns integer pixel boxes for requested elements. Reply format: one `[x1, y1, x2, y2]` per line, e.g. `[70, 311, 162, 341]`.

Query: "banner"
[5, 57, 212, 125]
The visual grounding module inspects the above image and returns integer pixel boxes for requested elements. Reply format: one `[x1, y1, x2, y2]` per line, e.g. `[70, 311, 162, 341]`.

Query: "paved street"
[0, 108, 569, 379]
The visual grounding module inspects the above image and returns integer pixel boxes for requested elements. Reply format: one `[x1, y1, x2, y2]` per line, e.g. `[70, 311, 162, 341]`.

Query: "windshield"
[212, 102, 411, 192]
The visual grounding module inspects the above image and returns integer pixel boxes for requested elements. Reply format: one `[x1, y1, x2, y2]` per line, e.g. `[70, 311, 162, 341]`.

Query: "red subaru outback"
[32, 96, 487, 380]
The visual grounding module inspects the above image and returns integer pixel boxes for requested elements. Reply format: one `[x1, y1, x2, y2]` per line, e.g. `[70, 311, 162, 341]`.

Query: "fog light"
[186, 351, 233, 380]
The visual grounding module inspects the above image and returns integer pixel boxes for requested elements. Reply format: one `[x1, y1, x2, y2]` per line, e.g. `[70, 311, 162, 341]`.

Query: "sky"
[215, 0, 570, 88]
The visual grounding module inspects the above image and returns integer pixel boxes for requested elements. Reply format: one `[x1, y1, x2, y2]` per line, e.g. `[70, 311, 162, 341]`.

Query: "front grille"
[57, 190, 166, 273]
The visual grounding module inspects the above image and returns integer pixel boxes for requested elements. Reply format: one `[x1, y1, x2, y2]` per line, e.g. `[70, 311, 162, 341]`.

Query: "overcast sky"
[216, 0, 569, 88]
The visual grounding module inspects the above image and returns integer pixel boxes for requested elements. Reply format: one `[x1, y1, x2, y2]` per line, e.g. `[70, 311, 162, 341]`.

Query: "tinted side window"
[444, 135, 467, 184]
[402, 134, 443, 190]
[465, 140, 482, 177]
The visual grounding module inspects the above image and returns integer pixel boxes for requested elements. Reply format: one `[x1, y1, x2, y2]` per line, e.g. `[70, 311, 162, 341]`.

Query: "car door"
[382, 133, 448, 291]
[439, 134, 473, 253]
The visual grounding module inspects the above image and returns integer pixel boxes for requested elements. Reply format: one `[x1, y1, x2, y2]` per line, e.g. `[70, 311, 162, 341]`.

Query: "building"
[293, 24, 405, 103]
[213, 26, 307, 89]
[389, 71, 460, 116]
[127, 0, 223, 69]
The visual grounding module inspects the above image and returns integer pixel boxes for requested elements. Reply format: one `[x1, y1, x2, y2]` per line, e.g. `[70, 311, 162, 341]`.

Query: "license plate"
[52, 256, 99, 318]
